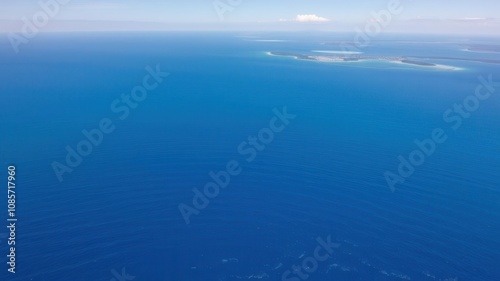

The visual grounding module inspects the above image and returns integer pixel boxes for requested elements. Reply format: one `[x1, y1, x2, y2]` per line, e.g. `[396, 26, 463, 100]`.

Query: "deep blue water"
[0, 32, 500, 281]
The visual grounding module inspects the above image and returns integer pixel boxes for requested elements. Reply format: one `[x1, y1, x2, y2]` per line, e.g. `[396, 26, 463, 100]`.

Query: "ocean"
[0, 32, 499, 281]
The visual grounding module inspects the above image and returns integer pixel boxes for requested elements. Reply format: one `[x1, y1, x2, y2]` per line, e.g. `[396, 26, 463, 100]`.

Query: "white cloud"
[295, 14, 330, 23]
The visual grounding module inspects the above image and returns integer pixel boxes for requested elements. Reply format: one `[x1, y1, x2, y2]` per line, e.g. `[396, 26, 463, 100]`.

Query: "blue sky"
[1, 0, 499, 34]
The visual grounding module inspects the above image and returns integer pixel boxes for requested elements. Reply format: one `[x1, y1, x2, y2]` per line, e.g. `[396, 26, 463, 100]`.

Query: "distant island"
[400, 60, 436, 66]
[409, 55, 500, 65]
[464, 44, 500, 53]
[266, 52, 455, 69]
[267, 50, 500, 70]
